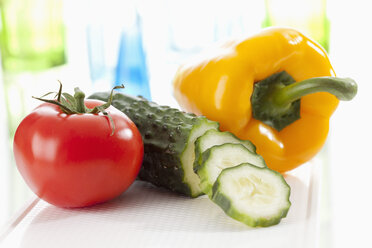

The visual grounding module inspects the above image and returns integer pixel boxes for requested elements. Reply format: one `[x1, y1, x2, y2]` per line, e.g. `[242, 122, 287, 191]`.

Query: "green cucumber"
[89, 92, 219, 197]
[197, 143, 266, 197]
[194, 129, 256, 171]
[89, 92, 291, 228]
[212, 163, 291, 227]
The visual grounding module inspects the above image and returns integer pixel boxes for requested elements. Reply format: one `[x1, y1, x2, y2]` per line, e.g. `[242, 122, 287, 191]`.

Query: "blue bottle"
[114, 13, 151, 100]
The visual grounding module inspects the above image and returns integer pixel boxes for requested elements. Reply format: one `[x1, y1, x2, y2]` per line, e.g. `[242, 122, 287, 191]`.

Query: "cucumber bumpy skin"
[212, 163, 291, 227]
[88, 92, 219, 197]
[197, 143, 266, 197]
[194, 129, 256, 171]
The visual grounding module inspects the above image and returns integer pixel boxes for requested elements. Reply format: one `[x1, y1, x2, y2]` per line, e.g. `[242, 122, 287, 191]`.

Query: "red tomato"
[13, 99, 143, 208]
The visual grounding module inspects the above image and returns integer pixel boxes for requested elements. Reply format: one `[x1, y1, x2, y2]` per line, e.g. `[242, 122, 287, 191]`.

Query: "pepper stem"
[273, 76, 357, 107]
[251, 71, 357, 131]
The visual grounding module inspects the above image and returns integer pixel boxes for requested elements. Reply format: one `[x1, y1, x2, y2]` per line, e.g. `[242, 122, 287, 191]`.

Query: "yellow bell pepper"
[173, 27, 357, 173]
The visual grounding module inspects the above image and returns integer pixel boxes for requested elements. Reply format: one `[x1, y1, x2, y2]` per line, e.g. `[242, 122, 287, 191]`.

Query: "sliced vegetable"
[197, 143, 266, 197]
[89, 91, 291, 228]
[212, 163, 291, 227]
[89, 92, 219, 197]
[194, 129, 256, 170]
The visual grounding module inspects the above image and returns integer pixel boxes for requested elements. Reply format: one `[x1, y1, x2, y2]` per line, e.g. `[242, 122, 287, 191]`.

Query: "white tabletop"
[0, 158, 324, 248]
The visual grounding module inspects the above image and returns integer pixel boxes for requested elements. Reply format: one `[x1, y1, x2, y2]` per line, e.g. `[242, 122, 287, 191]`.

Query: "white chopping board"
[0, 158, 324, 248]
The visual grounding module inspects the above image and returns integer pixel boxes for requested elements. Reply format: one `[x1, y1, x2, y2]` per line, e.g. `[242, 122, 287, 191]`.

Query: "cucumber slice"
[180, 119, 219, 196]
[89, 92, 219, 197]
[194, 129, 256, 171]
[197, 143, 266, 196]
[212, 163, 291, 227]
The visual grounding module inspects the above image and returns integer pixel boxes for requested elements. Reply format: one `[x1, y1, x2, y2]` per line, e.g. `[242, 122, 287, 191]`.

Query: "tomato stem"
[74, 88, 87, 113]
[57, 80, 63, 102]
[33, 82, 125, 136]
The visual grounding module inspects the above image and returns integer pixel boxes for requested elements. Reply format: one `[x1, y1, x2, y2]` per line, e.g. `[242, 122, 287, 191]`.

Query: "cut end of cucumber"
[194, 129, 256, 171]
[197, 143, 266, 197]
[181, 117, 219, 197]
[212, 163, 291, 227]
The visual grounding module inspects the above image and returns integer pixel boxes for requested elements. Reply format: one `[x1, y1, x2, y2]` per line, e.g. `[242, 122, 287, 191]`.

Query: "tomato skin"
[13, 99, 143, 208]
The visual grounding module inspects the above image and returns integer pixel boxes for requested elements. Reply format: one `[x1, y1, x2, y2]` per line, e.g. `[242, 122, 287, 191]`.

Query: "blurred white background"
[0, 0, 371, 247]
